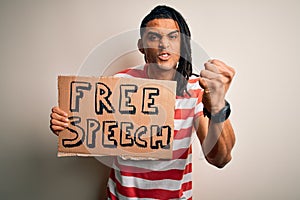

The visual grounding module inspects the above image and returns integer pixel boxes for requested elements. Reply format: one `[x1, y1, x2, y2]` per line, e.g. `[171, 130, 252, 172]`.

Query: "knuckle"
[204, 62, 209, 69]
[211, 60, 217, 66]
[199, 78, 208, 87]
[230, 68, 236, 77]
[215, 74, 223, 80]
[211, 59, 217, 63]
[51, 125, 59, 132]
[52, 119, 60, 125]
[53, 126, 61, 130]
[200, 70, 205, 77]
[51, 125, 59, 131]
[214, 67, 220, 73]
[222, 77, 230, 84]
[211, 59, 221, 66]
[59, 115, 64, 121]
[225, 65, 235, 74]
[52, 106, 57, 112]
[52, 113, 58, 120]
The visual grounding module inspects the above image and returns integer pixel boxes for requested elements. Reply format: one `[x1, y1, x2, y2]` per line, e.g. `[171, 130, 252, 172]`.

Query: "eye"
[148, 34, 160, 41]
[169, 33, 179, 40]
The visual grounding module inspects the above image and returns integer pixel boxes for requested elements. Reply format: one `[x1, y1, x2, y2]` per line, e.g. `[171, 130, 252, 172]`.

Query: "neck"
[147, 64, 176, 81]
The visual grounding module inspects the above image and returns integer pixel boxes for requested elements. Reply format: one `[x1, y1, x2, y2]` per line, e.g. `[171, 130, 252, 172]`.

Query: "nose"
[159, 36, 169, 49]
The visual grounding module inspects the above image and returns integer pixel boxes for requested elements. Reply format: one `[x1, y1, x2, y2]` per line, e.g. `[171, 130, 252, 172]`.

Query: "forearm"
[197, 59, 236, 168]
[202, 119, 235, 168]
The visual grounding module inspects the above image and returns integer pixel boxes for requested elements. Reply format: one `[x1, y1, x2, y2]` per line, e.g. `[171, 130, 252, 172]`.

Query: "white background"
[0, 0, 299, 199]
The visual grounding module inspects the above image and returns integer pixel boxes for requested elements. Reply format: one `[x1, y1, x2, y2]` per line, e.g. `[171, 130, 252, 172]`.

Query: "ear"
[137, 39, 145, 54]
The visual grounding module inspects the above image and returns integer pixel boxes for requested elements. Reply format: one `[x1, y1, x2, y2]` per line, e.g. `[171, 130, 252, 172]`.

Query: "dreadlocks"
[140, 5, 193, 96]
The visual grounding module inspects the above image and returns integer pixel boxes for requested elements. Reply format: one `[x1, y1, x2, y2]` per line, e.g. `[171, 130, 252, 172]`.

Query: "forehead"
[145, 18, 180, 33]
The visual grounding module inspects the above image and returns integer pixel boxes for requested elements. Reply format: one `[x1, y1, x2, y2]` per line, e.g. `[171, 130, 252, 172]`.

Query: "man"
[50, 5, 235, 199]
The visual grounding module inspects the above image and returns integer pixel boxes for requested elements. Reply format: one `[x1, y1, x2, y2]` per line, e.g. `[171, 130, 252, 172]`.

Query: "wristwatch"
[203, 100, 231, 123]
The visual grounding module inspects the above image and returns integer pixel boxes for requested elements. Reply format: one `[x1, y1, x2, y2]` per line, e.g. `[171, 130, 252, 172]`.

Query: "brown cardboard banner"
[57, 76, 176, 159]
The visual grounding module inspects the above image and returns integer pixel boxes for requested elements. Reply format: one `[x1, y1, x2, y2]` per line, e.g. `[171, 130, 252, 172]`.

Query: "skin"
[197, 59, 236, 168]
[138, 19, 181, 80]
[50, 18, 236, 168]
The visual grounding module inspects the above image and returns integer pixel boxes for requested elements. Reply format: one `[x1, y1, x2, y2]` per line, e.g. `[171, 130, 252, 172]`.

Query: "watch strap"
[203, 100, 231, 123]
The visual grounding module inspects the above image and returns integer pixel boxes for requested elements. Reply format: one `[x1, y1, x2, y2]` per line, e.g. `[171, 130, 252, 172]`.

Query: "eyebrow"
[147, 30, 179, 37]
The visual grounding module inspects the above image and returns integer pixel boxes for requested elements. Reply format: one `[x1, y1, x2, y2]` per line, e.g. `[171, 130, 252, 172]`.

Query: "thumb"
[199, 77, 212, 111]
[198, 77, 208, 90]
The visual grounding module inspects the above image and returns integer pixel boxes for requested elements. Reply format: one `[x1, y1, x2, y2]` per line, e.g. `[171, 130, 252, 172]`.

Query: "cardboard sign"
[57, 76, 176, 159]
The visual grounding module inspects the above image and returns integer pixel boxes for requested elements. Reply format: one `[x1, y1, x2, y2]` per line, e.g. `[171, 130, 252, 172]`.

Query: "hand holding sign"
[50, 106, 69, 136]
[198, 59, 235, 114]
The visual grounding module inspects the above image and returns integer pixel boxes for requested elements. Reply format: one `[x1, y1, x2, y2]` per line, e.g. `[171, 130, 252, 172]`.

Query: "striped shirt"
[107, 65, 203, 199]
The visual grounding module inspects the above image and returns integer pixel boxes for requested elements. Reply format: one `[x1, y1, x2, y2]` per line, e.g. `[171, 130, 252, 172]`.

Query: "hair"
[140, 5, 193, 96]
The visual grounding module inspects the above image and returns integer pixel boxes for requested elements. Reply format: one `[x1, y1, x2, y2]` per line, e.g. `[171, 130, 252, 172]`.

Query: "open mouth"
[158, 53, 170, 61]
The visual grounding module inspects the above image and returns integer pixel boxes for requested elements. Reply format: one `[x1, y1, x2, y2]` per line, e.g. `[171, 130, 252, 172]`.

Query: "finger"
[50, 125, 66, 131]
[50, 112, 69, 123]
[218, 64, 235, 78]
[204, 62, 219, 73]
[52, 106, 68, 117]
[199, 77, 223, 95]
[200, 69, 221, 80]
[210, 59, 235, 77]
[198, 77, 208, 90]
[209, 59, 225, 66]
[51, 118, 69, 128]
[199, 78, 212, 110]
[50, 125, 65, 136]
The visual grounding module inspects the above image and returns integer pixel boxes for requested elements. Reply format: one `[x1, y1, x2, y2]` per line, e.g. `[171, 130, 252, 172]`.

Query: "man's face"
[139, 18, 181, 71]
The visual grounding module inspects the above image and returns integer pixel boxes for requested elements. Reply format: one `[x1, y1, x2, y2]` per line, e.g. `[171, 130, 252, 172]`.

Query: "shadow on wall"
[0, 126, 110, 200]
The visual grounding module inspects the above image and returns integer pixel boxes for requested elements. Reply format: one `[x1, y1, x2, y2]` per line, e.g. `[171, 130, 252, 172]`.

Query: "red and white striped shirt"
[107, 65, 203, 199]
